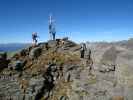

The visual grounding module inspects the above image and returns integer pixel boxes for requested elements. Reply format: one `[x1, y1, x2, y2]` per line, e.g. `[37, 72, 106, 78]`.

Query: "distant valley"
[0, 43, 31, 52]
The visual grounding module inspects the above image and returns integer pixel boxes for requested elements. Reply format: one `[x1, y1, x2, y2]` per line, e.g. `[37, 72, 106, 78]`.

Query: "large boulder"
[0, 52, 9, 71]
[29, 47, 42, 59]
[48, 40, 57, 48]
[8, 60, 26, 71]
[19, 48, 29, 56]
[38, 42, 47, 49]
[38, 42, 50, 50]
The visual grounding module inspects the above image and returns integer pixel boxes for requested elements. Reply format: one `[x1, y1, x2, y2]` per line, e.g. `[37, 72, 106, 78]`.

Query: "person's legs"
[35, 39, 37, 45]
[80, 50, 84, 58]
[53, 33, 55, 40]
[32, 38, 34, 44]
[32, 39, 35, 46]
[88, 59, 93, 75]
[80, 51, 82, 58]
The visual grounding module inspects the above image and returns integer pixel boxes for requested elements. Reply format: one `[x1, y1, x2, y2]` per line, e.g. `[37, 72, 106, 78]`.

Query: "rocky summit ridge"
[0, 38, 133, 100]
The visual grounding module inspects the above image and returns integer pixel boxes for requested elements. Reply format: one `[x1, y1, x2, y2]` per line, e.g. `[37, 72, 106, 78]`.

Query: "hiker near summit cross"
[49, 15, 56, 40]
[32, 32, 38, 46]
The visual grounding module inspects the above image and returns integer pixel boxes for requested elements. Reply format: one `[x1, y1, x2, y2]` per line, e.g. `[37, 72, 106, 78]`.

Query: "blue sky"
[0, 0, 133, 43]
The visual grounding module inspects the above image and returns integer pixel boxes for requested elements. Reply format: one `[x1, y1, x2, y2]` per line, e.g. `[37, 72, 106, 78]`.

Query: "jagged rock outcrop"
[35, 63, 59, 100]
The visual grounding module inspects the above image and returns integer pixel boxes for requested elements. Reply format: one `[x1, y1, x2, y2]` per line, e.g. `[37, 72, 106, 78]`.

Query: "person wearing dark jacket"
[80, 43, 87, 58]
[32, 32, 38, 46]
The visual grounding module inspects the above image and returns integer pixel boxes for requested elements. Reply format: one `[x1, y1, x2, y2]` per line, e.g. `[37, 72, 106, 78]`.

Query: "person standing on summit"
[32, 32, 38, 46]
[49, 14, 56, 40]
[80, 43, 87, 58]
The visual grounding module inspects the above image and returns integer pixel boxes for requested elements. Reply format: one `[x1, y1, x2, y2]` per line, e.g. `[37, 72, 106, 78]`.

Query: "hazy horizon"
[0, 37, 132, 44]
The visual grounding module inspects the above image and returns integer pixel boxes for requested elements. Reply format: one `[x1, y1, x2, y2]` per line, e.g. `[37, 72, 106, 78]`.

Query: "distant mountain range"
[0, 38, 133, 52]
[0, 43, 31, 52]
[86, 38, 133, 50]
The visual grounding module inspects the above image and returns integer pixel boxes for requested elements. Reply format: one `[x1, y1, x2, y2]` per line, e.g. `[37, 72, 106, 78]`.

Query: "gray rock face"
[63, 65, 81, 82]
[101, 46, 117, 65]
[38, 42, 48, 50]
[63, 41, 76, 48]
[35, 63, 59, 100]
[29, 47, 42, 59]
[0, 77, 22, 99]
[99, 46, 117, 73]
[48, 40, 57, 48]
[26, 77, 44, 97]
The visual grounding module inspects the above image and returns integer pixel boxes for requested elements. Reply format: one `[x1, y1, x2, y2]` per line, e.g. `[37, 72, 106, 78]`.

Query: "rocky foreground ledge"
[0, 38, 133, 100]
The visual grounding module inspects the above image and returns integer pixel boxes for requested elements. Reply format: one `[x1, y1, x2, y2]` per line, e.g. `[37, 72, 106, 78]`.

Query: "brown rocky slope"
[0, 38, 133, 100]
